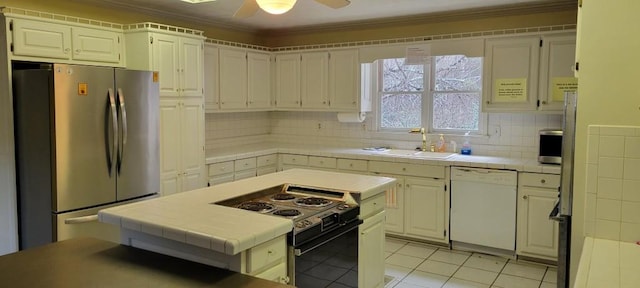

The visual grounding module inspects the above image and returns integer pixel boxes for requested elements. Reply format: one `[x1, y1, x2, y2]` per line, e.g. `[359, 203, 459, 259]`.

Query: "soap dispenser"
[436, 134, 446, 152]
[461, 131, 472, 155]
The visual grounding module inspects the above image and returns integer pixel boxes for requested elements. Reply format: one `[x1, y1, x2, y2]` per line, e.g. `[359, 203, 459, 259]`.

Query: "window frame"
[376, 56, 487, 136]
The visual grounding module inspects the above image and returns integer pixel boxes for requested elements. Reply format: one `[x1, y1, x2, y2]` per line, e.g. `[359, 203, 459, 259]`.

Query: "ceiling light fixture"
[256, 0, 297, 15]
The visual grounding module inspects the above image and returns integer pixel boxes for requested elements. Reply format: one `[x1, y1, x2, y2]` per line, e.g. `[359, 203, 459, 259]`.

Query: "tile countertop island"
[204, 143, 561, 174]
[98, 169, 396, 279]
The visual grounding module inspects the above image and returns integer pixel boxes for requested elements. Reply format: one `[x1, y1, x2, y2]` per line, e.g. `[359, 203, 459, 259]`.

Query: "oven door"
[289, 219, 362, 288]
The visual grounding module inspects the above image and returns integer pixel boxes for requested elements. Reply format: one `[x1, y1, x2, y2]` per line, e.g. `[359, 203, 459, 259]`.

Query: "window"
[378, 55, 484, 134]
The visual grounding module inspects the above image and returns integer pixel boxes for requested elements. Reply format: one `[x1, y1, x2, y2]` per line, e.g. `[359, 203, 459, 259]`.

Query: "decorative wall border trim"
[0, 6, 124, 29]
[204, 23, 576, 52]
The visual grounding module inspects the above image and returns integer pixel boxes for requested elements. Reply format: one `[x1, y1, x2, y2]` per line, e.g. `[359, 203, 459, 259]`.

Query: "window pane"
[432, 92, 480, 130]
[382, 58, 424, 92]
[381, 93, 422, 129]
[434, 55, 482, 91]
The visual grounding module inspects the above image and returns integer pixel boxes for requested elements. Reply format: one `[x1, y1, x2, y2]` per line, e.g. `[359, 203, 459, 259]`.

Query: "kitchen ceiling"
[80, 0, 576, 31]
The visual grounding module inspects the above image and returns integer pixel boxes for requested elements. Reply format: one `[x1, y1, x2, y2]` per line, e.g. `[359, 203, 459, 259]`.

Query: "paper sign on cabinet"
[494, 78, 527, 102]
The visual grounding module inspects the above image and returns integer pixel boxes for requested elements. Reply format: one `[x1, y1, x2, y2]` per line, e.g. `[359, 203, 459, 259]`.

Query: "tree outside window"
[379, 55, 484, 134]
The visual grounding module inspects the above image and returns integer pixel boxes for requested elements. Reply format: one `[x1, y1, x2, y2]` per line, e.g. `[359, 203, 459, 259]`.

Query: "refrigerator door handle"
[108, 88, 118, 176]
[117, 88, 128, 173]
[64, 215, 99, 224]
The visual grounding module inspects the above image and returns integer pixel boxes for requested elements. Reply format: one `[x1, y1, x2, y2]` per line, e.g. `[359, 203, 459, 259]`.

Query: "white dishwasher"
[450, 167, 518, 252]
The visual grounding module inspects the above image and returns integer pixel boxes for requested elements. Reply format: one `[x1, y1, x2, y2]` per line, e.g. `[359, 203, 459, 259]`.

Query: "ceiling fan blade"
[314, 0, 350, 9]
[233, 0, 259, 18]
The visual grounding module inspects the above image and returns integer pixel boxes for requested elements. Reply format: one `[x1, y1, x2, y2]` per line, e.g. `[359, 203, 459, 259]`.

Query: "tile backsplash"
[584, 125, 640, 243]
[206, 111, 562, 159]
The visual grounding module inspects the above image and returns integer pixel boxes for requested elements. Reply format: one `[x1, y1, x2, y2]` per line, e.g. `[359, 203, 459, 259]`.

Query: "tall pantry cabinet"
[124, 24, 206, 196]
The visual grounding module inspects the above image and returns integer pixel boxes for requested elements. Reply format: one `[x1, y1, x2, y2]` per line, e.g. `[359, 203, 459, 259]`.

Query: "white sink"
[413, 151, 456, 159]
[375, 149, 456, 159]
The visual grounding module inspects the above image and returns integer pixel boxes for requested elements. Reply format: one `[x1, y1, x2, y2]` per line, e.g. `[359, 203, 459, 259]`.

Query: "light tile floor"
[384, 237, 557, 288]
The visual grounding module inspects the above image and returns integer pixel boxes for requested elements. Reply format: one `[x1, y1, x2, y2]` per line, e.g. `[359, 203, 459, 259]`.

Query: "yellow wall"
[264, 9, 577, 47]
[0, 0, 262, 44]
[572, 0, 640, 286]
[3, 0, 576, 47]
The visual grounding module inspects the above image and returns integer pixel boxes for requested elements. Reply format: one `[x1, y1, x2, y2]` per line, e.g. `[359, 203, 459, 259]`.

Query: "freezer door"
[53, 64, 117, 212]
[115, 69, 160, 200]
[55, 195, 157, 243]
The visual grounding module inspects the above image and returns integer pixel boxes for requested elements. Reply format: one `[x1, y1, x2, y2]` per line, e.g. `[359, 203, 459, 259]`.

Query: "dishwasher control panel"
[450, 167, 517, 186]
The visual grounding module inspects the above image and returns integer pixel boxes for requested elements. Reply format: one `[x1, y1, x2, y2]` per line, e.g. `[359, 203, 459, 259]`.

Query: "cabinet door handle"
[75, 49, 81, 54]
[540, 179, 546, 184]
[64, 48, 70, 54]
[523, 195, 528, 200]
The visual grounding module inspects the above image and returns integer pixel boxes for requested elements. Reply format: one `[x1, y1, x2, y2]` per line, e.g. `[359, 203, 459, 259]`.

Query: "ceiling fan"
[234, 0, 351, 18]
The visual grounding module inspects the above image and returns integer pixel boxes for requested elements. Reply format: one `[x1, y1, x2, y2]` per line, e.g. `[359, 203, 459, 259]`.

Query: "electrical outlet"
[492, 125, 501, 137]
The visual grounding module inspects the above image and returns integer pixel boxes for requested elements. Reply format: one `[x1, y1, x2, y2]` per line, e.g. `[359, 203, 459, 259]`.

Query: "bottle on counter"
[461, 131, 472, 155]
[436, 134, 446, 152]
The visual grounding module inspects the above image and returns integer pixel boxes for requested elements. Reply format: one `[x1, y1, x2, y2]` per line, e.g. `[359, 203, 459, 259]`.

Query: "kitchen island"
[0, 237, 292, 288]
[99, 169, 396, 286]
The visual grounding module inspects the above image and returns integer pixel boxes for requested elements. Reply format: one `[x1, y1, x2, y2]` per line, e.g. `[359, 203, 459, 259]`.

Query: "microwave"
[539, 129, 563, 164]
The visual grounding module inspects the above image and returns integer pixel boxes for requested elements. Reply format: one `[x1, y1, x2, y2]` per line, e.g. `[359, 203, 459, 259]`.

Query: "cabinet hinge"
[150, 36, 153, 44]
[444, 184, 447, 191]
[575, 62, 580, 71]
[578, 0, 582, 7]
[118, 54, 121, 61]
[10, 43, 13, 52]
[537, 99, 540, 107]
[118, 36, 120, 44]
[9, 20, 13, 31]
[444, 230, 447, 237]
[539, 39, 543, 47]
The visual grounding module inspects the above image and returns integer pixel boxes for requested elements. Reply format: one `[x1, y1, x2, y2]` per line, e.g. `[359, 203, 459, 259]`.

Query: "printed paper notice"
[551, 77, 578, 102]
[405, 45, 431, 65]
[494, 78, 527, 102]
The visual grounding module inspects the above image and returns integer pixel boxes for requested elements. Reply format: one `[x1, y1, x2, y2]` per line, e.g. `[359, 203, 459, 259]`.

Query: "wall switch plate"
[492, 125, 501, 137]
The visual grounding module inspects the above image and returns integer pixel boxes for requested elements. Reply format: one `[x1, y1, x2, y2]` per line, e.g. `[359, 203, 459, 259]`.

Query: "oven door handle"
[294, 219, 363, 256]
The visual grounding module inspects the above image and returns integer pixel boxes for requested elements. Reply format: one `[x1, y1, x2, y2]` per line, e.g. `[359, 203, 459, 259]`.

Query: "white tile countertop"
[574, 237, 640, 288]
[205, 143, 562, 174]
[99, 169, 396, 256]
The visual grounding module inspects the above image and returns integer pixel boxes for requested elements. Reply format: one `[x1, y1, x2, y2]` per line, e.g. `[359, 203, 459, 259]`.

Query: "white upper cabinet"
[214, 48, 271, 111]
[125, 28, 204, 97]
[301, 52, 329, 109]
[538, 34, 577, 111]
[203, 44, 220, 112]
[247, 52, 272, 109]
[219, 48, 248, 109]
[275, 53, 301, 109]
[329, 49, 360, 110]
[10, 17, 124, 66]
[276, 49, 361, 112]
[483, 36, 540, 111]
[483, 33, 577, 112]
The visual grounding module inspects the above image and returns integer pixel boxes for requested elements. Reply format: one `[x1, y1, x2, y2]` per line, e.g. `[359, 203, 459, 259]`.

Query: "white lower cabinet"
[404, 177, 447, 241]
[279, 154, 309, 171]
[208, 154, 278, 186]
[381, 176, 405, 234]
[359, 207, 386, 288]
[516, 173, 560, 260]
[159, 98, 205, 196]
[369, 161, 448, 244]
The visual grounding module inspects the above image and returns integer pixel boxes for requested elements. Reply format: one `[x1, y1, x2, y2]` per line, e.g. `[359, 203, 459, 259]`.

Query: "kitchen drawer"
[257, 166, 277, 176]
[519, 172, 560, 189]
[280, 154, 309, 166]
[234, 169, 256, 181]
[369, 161, 445, 179]
[246, 236, 286, 274]
[337, 159, 368, 172]
[209, 174, 234, 186]
[208, 161, 234, 176]
[257, 154, 277, 167]
[308, 156, 337, 169]
[235, 158, 257, 172]
[360, 192, 385, 218]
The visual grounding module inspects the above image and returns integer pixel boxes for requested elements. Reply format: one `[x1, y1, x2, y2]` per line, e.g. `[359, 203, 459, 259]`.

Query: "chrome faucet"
[409, 127, 429, 152]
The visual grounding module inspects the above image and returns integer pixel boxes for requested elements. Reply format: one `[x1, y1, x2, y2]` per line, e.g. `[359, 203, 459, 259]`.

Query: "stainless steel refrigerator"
[13, 63, 160, 250]
[550, 91, 577, 288]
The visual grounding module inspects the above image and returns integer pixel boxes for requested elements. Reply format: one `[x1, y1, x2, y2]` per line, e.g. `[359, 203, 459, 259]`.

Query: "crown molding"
[259, 1, 577, 36]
